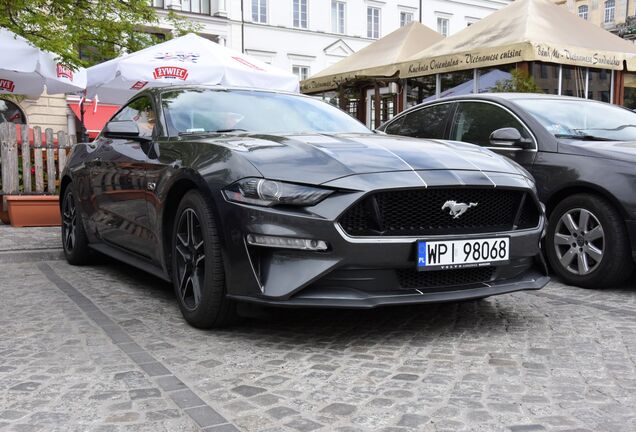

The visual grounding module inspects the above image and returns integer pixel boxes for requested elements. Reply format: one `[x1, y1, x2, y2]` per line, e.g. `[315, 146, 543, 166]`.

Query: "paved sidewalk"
[0, 227, 634, 432]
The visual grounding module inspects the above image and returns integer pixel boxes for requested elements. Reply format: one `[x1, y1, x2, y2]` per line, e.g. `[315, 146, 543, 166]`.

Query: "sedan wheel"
[171, 190, 237, 328]
[553, 208, 604, 276]
[61, 185, 91, 265]
[546, 193, 633, 288]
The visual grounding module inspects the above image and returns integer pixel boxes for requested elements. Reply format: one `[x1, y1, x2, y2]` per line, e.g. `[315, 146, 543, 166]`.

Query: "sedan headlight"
[224, 178, 333, 207]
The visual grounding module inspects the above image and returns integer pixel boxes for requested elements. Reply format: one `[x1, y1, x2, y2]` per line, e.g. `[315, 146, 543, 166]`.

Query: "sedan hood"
[558, 139, 636, 164]
[213, 133, 529, 184]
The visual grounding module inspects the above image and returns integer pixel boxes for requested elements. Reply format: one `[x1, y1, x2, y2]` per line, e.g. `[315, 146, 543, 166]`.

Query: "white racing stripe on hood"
[371, 142, 428, 188]
[434, 140, 498, 187]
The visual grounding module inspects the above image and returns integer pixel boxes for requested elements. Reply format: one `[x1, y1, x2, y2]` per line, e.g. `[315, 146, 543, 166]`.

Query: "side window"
[384, 116, 404, 135]
[394, 104, 450, 139]
[110, 96, 155, 138]
[451, 102, 531, 147]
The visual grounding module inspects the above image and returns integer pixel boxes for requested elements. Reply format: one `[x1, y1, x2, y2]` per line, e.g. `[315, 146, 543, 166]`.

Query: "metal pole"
[79, 96, 88, 143]
[419, 0, 422, 23]
[241, 0, 245, 53]
[610, 70, 615, 103]
[558, 65, 563, 96]
[435, 74, 441, 99]
[584, 68, 589, 99]
[473, 69, 479, 94]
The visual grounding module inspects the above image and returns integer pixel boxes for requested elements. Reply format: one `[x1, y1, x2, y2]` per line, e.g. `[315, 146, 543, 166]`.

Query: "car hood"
[210, 133, 530, 184]
[558, 139, 636, 163]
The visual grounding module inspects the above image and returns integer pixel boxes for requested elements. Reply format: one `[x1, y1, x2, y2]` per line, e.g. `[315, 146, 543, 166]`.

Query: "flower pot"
[6, 195, 61, 227]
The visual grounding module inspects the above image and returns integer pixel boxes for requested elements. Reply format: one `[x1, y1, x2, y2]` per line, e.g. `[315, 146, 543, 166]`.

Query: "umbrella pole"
[79, 95, 88, 143]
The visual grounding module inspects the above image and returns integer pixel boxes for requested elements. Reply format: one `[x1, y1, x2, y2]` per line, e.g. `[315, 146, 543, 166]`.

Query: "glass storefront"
[529, 62, 560, 94]
[623, 72, 636, 110]
[440, 70, 474, 94]
[405, 76, 436, 108]
[588, 68, 611, 102]
[477, 65, 515, 92]
[561, 66, 587, 98]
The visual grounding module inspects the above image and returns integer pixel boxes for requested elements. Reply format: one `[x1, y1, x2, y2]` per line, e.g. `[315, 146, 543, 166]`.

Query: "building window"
[293, 65, 310, 81]
[400, 11, 413, 27]
[437, 17, 449, 37]
[578, 5, 588, 20]
[252, 0, 267, 23]
[367, 7, 380, 38]
[331, 1, 345, 34]
[181, 0, 210, 14]
[151, 0, 164, 8]
[604, 0, 615, 23]
[293, 0, 308, 28]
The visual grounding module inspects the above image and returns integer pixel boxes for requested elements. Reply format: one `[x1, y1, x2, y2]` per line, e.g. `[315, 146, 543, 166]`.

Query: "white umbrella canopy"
[87, 33, 299, 104]
[0, 28, 87, 97]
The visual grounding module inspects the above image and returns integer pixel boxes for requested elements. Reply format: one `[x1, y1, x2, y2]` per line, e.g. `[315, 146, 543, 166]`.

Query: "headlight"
[224, 178, 334, 207]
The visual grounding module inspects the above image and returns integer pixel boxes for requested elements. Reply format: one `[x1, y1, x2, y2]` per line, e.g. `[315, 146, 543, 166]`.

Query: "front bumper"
[228, 268, 549, 308]
[216, 170, 548, 307]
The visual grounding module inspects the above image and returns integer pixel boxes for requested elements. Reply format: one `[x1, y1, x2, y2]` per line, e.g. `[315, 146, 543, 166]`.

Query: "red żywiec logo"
[0, 79, 15, 92]
[153, 67, 189, 80]
[56, 64, 74, 80]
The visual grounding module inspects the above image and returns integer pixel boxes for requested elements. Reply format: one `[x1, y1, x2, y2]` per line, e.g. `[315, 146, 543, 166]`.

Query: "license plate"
[417, 237, 509, 271]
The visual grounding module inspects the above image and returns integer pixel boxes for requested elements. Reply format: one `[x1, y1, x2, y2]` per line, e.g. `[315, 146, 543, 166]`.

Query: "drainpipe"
[419, 0, 422, 23]
[241, 0, 245, 53]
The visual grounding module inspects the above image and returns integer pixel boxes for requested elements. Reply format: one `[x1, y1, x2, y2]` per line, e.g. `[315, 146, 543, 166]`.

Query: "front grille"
[397, 267, 495, 289]
[339, 188, 540, 237]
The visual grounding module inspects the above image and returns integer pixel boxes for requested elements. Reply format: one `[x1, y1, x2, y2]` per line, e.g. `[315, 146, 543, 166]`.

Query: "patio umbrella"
[87, 33, 299, 104]
[0, 28, 87, 97]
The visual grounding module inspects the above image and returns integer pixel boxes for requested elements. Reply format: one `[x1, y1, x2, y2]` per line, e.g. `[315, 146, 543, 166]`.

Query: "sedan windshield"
[161, 88, 370, 136]
[513, 98, 636, 141]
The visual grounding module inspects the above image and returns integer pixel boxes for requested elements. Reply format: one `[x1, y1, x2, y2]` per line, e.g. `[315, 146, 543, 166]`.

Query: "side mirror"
[103, 120, 147, 141]
[489, 127, 533, 149]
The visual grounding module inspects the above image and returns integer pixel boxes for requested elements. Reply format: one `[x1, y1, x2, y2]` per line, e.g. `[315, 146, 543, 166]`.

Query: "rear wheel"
[546, 194, 633, 288]
[61, 185, 91, 265]
[171, 190, 237, 328]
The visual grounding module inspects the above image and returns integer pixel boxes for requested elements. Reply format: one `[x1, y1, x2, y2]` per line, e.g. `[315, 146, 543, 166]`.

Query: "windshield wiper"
[214, 128, 248, 133]
[554, 134, 613, 141]
[178, 129, 248, 136]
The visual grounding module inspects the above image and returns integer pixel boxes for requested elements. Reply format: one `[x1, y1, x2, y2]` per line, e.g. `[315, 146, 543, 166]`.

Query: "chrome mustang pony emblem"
[442, 200, 478, 219]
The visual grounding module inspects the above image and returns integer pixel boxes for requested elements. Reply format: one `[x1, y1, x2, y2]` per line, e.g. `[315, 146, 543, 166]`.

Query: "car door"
[89, 96, 156, 257]
[384, 102, 453, 139]
[449, 101, 537, 168]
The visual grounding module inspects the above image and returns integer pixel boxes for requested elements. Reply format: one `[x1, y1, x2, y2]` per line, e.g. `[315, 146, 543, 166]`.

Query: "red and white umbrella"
[87, 33, 299, 104]
[0, 28, 87, 97]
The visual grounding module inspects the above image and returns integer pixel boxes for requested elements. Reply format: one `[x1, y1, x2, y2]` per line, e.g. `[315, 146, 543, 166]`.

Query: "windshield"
[160, 88, 370, 136]
[513, 98, 636, 141]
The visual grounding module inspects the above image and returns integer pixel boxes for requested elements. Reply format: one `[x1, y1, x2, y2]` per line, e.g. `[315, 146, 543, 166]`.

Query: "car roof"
[422, 92, 599, 103]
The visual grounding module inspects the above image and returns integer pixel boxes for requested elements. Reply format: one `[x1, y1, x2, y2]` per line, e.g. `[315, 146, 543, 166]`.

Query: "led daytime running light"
[246, 234, 328, 251]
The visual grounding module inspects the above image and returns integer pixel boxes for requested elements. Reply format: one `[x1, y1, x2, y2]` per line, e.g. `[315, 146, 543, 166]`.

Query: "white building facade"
[155, 0, 512, 81]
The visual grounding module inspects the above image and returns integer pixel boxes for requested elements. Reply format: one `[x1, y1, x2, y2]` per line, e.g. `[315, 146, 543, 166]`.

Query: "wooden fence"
[0, 122, 76, 209]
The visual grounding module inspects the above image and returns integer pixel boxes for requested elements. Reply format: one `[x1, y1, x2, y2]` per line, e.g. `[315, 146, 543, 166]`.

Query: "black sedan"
[60, 86, 548, 328]
[379, 93, 636, 288]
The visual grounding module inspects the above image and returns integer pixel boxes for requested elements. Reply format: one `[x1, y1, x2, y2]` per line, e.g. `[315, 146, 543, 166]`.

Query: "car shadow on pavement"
[91, 255, 546, 341]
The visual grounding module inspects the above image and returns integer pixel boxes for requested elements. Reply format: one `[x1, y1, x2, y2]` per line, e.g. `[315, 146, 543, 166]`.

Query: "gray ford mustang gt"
[60, 86, 549, 328]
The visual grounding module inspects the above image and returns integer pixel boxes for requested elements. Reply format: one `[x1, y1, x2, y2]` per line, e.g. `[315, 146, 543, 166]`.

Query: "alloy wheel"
[62, 192, 77, 252]
[175, 208, 206, 310]
[553, 208, 605, 276]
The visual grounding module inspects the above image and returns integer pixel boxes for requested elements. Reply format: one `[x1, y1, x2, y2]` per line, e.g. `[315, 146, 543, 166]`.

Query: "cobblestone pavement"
[0, 227, 635, 432]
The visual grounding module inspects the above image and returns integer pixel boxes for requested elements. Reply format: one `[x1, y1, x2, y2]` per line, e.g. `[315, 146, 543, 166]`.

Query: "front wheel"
[546, 194, 633, 288]
[61, 185, 91, 265]
[171, 190, 237, 328]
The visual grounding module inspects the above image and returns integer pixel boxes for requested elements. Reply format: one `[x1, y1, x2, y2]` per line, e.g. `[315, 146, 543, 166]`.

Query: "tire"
[61, 185, 91, 265]
[171, 190, 237, 328]
[546, 193, 633, 288]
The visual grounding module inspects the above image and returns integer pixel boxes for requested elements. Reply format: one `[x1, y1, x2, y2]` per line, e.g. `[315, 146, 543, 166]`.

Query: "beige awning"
[301, 22, 443, 93]
[399, 0, 636, 78]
